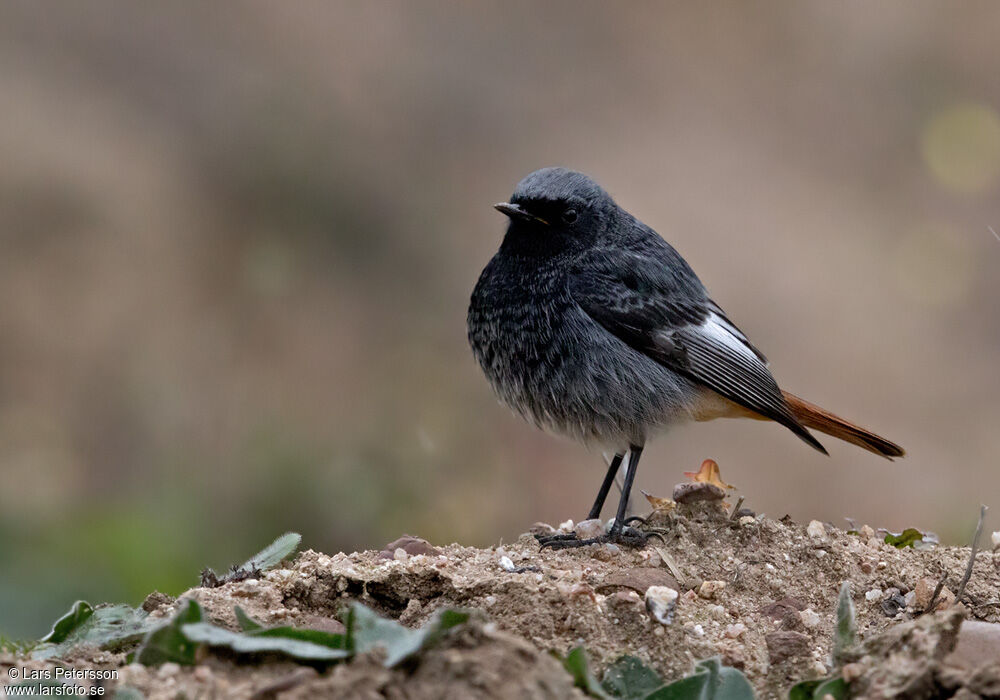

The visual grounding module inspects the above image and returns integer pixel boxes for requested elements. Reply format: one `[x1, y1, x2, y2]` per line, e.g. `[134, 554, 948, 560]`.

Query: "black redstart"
[467, 167, 904, 548]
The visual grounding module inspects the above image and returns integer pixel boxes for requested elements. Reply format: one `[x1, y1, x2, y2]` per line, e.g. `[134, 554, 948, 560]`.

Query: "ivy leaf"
[883, 528, 925, 548]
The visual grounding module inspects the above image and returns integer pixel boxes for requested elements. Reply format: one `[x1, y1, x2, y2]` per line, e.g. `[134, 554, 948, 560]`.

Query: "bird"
[467, 167, 904, 549]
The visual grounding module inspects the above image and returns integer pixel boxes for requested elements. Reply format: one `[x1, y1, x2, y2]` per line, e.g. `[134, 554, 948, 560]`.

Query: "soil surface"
[4, 501, 1000, 699]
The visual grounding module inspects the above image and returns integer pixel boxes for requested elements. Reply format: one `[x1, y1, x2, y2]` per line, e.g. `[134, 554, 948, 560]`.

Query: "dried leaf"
[683, 459, 735, 490]
[641, 490, 676, 513]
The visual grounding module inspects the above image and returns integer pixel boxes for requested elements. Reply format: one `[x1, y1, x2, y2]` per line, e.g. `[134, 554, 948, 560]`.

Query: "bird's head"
[495, 168, 617, 256]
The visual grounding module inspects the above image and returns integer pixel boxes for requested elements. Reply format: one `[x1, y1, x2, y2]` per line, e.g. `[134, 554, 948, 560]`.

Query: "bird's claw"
[535, 525, 662, 550]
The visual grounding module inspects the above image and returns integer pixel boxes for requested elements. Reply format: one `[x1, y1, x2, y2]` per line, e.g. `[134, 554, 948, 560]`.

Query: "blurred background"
[2, 1, 999, 639]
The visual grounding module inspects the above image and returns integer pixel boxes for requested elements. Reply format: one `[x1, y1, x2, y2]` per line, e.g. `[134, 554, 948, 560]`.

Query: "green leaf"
[239, 532, 301, 573]
[347, 603, 470, 667]
[813, 678, 847, 699]
[251, 626, 346, 649]
[645, 658, 755, 700]
[644, 675, 706, 700]
[601, 655, 664, 700]
[33, 604, 151, 660]
[562, 646, 610, 699]
[788, 679, 822, 700]
[40, 600, 94, 643]
[788, 676, 846, 700]
[883, 528, 924, 548]
[234, 606, 263, 632]
[135, 599, 203, 666]
[180, 623, 350, 661]
[833, 582, 856, 664]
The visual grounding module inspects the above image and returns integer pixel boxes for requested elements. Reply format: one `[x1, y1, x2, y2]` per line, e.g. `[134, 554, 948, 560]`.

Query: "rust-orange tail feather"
[781, 391, 905, 460]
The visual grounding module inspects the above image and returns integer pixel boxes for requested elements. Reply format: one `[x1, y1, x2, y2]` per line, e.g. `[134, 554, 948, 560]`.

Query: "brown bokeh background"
[2, 2, 999, 638]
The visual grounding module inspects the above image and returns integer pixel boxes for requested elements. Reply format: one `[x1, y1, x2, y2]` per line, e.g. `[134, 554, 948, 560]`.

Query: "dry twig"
[955, 504, 988, 604]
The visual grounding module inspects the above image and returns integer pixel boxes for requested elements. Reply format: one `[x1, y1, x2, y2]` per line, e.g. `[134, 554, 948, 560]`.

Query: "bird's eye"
[562, 208, 578, 224]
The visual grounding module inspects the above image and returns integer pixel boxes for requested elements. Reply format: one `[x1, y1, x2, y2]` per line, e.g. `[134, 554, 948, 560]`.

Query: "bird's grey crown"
[511, 167, 613, 208]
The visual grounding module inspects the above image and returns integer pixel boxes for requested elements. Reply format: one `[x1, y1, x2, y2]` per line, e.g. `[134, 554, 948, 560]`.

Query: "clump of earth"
[4, 499, 1000, 699]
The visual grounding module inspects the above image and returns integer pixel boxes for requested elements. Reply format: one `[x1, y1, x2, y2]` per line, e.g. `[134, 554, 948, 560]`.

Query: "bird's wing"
[569, 249, 826, 453]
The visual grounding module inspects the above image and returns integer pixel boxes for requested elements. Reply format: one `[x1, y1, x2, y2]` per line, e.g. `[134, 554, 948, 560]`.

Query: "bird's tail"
[781, 391, 905, 460]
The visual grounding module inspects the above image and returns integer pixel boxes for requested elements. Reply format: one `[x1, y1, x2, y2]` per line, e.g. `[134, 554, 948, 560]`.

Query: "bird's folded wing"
[569, 252, 825, 452]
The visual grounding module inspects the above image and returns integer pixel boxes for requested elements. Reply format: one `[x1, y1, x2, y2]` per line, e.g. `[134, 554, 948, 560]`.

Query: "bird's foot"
[535, 525, 662, 550]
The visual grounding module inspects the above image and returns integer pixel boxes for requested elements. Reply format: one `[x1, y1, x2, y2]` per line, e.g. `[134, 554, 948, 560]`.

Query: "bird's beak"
[494, 202, 548, 225]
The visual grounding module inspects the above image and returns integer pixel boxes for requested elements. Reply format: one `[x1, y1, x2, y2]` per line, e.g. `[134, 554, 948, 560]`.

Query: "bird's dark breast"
[468, 253, 696, 446]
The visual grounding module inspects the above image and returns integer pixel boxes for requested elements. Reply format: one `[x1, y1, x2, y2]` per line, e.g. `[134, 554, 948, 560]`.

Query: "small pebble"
[865, 588, 883, 603]
[672, 481, 726, 504]
[692, 624, 704, 637]
[193, 666, 212, 682]
[904, 590, 916, 607]
[709, 604, 728, 621]
[559, 519, 575, 532]
[528, 522, 556, 536]
[842, 662, 864, 682]
[914, 577, 955, 610]
[766, 631, 811, 664]
[698, 580, 726, 600]
[859, 525, 876, 539]
[575, 518, 605, 539]
[725, 623, 746, 639]
[645, 586, 679, 625]
[992, 530, 1000, 550]
[394, 548, 409, 562]
[485, 595, 496, 606]
[499, 556, 516, 572]
[605, 591, 645, 623]
[158, 663, 181, 679]
[799, 608, 821, 628]
[738, 516, 756, 526]
[806, 520, 825, 538]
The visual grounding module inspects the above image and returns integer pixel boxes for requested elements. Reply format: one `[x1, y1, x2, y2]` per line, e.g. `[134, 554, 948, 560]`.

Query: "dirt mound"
[3, 502, 999, 699]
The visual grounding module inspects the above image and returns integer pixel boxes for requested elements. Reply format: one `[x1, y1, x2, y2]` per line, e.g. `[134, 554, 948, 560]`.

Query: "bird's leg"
[587, 452, 624, 519]
[538, 444, 656, 550]
[534, 452, 624, 546]
[533, 452, 622, 545]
